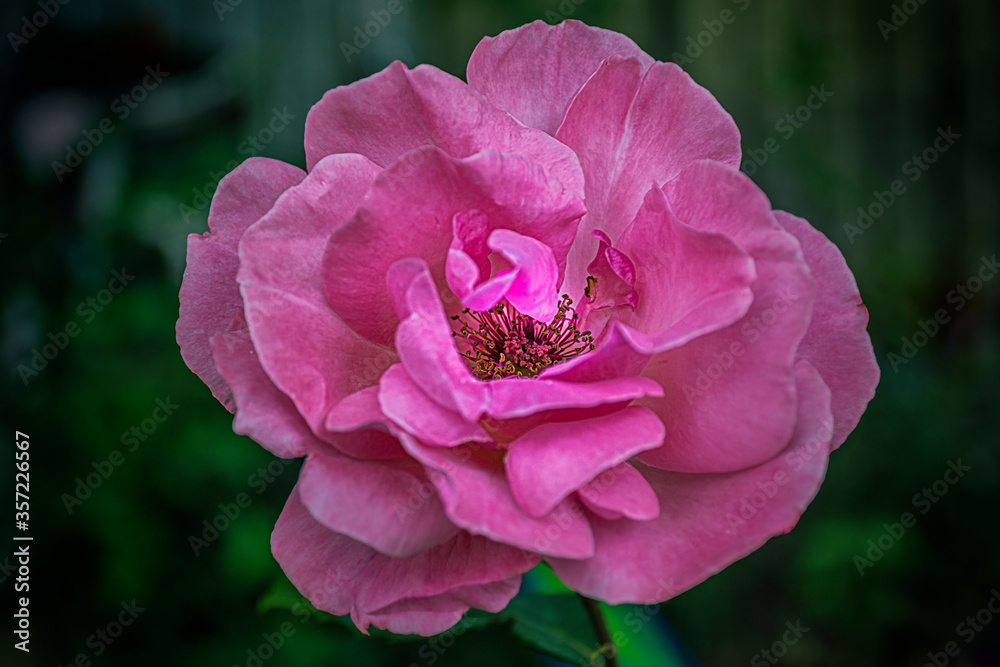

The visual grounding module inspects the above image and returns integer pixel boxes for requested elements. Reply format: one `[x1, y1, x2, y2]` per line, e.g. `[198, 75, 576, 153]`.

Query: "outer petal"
[304, 60, 583, 195]
[467, 20, 654, 135]
[297, 449, 459, 558]
[323, 148, 586, 347]
[355, 598, 468, 637]
[273, 487, 538, 636]
[775, 211, 879, 448]
[210, 327, 312, 458]
[505, 406, 665, 518]
[213, 325, 404, 460]
[402, 438, 595, 560]
[177, 158, 305, 411]
[549, 359, 833, 604]
[237, 153, 396, 440]
[637, 162, 814, 473]
[355, 577, 522, 635]
[556, 57, 741, 299]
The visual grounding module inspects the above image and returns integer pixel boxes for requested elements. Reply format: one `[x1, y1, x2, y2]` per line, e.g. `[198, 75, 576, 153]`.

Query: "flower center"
[451, 295, 594, 380]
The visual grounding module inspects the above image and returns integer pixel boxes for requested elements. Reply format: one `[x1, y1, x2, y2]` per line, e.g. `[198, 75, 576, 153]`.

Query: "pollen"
[451, 295, 595, 380]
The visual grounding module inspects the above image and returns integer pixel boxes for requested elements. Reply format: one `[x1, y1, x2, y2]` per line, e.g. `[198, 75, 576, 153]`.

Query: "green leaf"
[501, 594, 604, 667]
[256, 574, 307, 614]
[258, 575, 607, 663]
[256, 574, 350, 629]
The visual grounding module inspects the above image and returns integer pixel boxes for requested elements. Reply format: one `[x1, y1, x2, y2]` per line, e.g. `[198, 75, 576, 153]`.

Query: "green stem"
[579, 594, 619, 667]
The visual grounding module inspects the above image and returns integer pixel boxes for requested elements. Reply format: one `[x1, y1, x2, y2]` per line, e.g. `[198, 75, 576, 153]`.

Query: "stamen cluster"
[451, 295, 594, 380]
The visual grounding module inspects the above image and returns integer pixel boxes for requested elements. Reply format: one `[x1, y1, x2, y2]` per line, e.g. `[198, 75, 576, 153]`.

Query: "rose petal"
[445, 210, 493, 299]
[298, 449, 459, 557]
[611, 184, 757, 353]
[556, 57, 741, 299]
[323, 386, 408, 460]
[636, 162, 814, 473]
[454, 226, 563, 320]
[354, 598, 467, 637]
[467, 19, 654, 135]
[481, 374, 663, 445]
[378, 364, 492, 446]
[273, 487, 537, 636]
[177, 157, 305, 411]
[485, 228, 560, 322]
[585, 229, 638, 313]
[324, 385, 388, 431]
[387, 259, 490, 422]
[578, 463, 660, 521]
[488, 375, 663, 420]
[210, 327, 313, 458]
[505, 406, 665, 518]
[460, 269, 518, 313]
[540, 320, 651, 383]
[212, 324, 403, 461]
[355, 576, 521, 635]
[401, 437, 595, 559]
[549, 359, 833, 603]
[237, 153, 397, 440]
[304, 60, 583, 194]
[775, 211, 879, 448]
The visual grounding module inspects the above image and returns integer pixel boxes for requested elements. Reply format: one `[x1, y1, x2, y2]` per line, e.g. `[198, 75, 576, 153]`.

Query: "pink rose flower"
[178, 20, 878, 636]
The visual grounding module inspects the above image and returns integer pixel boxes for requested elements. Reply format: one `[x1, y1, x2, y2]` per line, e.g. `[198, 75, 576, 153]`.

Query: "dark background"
[1, 0, 998, 665]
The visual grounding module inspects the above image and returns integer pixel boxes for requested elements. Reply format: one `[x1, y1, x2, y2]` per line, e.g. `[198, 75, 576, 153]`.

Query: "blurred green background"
[1, 0, 998, 665]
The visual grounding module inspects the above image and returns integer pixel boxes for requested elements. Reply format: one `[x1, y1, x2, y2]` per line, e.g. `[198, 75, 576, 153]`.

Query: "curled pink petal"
[613, 185, 757, 352]
[387, 259, 490, 422]
[402, 437, 596, 560]
[635, 163, 814, 473]
[578, 463, 660, 521]
[486, 228, 560, 322]
[460, 270, 518, 314]
[378, 364, 492, 447]
[505, 406, 665, 518]
[298, 449, 459, 558]
[774, 211, 879, 448]
[178, 158, 305, 411]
